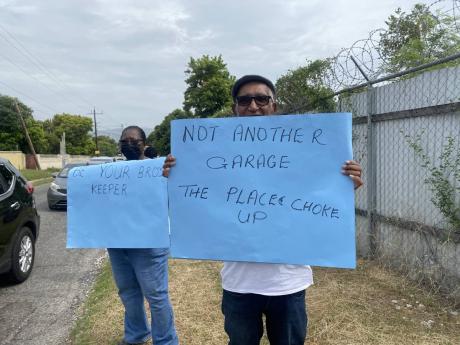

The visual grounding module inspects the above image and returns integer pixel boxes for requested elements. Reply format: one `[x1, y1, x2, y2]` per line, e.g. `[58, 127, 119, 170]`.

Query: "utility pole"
[60, 132, 67, 167]
[89, 107, 103, 156]
[14, 100, 41, 170]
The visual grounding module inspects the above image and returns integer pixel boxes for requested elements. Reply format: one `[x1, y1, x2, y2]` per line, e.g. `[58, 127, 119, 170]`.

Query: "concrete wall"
[376, 223, 459, 300]
[0, 151, 26, 169]
[355, 215, 370, 257]
[0, 152, 90, 170]
[34, 154, 90, 169]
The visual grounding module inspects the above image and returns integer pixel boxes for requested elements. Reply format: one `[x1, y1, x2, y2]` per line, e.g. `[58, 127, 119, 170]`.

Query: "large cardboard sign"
[67, 158, 170, 248]
[168, 113, 356, 268]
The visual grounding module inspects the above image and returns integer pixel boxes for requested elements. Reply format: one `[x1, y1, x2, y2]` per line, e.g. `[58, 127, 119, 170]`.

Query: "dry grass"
[169, 260, 226, 344]
[306, 261, 459, 345]
[70, 259, 459, 345]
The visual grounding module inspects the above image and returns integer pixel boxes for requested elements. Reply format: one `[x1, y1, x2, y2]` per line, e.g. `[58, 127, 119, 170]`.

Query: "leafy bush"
[405, 133, 460, 234]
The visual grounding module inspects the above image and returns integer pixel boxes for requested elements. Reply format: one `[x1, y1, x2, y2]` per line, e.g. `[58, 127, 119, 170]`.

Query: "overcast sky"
[0, 0, 425, 134]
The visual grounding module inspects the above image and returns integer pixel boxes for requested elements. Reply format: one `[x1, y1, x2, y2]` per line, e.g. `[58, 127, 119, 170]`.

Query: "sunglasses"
[119, 139, 143, 145]
[236, 95, 272, 107]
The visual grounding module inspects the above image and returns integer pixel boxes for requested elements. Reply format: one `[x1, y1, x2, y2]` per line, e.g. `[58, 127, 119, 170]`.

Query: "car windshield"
[87, 157, 115, 165]
[90, 157, 113, 162]
[58, 164, 85, 178]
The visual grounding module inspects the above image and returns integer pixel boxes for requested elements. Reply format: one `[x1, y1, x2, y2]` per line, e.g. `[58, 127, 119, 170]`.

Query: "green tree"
[44, 113, 95, 155]
[25, 119, 49, 153]
[42, 118, 60, 153]
[275, 59, 335, 113]
[379, 4, 460, 72]
[96, 135, 118, 156]
[210, 105, 233, 118]
[0, 95, 48, 153]
[147, 109, 190, 155]
[183, 55, 235, 118]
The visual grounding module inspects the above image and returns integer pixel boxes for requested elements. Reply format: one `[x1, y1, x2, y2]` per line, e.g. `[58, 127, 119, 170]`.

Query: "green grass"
[20, 168, 60, 181]
[70, 260, 123, 345]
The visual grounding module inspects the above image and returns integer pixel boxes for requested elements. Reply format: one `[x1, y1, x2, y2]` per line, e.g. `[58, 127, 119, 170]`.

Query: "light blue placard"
[67, 158, 170, 248]
[169, 113, 356, 268]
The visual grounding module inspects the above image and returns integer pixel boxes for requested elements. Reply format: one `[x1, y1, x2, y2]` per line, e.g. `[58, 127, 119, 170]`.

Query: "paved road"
[0, 183, 105, 345]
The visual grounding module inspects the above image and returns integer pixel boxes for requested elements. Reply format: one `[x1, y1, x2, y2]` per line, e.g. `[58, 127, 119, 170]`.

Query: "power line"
[0, 24, 94, 109]
[97, 113, 123, 127]
[0, 104, 46, 121]
[0, 79, 61, 113]
[0, 103, 50, 121]
[0, 51, 88, 113]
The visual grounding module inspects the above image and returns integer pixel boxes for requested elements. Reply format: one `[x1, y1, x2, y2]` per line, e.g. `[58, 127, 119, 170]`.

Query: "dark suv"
[0, 158, 40, 283]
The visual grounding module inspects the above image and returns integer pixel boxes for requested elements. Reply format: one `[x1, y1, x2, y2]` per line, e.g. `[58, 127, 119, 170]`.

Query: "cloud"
[91, 0, 189, 34]
[0, 0, 423, 130]
[0, 1, 37, 14]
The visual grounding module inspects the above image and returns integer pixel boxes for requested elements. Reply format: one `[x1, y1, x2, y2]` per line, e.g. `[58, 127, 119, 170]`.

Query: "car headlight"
[50, 182, 60, 192]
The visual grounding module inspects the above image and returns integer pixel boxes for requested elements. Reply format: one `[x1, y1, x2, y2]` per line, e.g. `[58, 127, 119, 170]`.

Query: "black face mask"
[121, 143, 141, 160]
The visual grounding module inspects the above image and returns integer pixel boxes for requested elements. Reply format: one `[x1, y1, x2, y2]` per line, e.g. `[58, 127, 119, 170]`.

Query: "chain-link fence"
[288, 53, 460, 300]
[344, 55, 459, 299]
[280, 0, 460, 300]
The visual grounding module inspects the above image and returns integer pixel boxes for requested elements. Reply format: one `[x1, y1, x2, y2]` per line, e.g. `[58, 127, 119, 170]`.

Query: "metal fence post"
[349, 55, 378, 257]
[366, 85, 377, 256]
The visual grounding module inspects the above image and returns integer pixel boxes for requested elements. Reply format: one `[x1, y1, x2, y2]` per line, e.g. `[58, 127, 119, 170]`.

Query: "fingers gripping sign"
[162, 154, 176, 177]
[341, 160, 363, 189]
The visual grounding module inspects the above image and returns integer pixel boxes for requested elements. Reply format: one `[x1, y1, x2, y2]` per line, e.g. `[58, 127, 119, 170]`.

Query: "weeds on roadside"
[403, 131, 460, 240]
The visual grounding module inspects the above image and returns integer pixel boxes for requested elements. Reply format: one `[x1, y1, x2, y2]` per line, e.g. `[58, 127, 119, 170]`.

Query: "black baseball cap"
[232, 75, 276, 100]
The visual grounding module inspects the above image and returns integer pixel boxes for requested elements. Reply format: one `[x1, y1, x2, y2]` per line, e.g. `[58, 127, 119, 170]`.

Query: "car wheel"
[8, 227, 35, 283]
[48, 203, 55, 210]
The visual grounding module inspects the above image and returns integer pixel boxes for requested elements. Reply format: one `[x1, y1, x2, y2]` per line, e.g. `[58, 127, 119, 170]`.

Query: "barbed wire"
[324, 0, 460, 92]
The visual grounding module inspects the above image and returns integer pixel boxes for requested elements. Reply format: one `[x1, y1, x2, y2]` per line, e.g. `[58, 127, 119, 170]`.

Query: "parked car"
[0, 158, 40, 283]
[47, 163, 87, 209]
[87, 156, 116, 165]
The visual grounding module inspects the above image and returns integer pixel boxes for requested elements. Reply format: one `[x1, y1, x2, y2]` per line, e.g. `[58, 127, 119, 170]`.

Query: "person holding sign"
[109, 126, 178, 345]
[163, 75, 363, 345]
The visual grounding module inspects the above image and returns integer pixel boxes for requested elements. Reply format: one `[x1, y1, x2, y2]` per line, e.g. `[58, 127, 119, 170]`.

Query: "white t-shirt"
[221, 262, 313, 296]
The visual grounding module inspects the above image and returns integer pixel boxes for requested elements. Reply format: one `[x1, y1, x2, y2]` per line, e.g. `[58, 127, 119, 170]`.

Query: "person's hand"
[342, 160, 363, 190]
[162, 154, 176, 177]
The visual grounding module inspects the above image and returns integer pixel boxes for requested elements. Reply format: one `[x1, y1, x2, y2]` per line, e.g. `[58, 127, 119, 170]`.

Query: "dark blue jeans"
[222, 289, 307, 345]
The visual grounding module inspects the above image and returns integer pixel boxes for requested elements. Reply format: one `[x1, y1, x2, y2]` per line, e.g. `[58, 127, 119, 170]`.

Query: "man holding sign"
[164, 75, 363, 345]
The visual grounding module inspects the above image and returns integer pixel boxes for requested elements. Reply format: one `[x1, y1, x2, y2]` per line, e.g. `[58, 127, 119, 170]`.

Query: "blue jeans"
[108, 248, 178, 345]
[222, 289, 307, 345]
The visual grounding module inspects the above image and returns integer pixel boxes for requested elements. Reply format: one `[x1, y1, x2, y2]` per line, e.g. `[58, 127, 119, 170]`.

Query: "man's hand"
[342, 160, 363, 190]
[162, 154, 176, 177]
